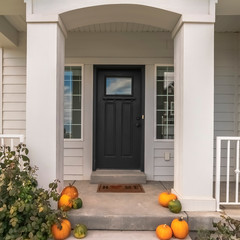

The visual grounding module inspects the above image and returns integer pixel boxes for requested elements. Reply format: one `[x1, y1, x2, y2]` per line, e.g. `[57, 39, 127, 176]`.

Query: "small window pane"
[157, 111, 166, 125]
[64, 66, 82, 139]
[71, 125, 81, 138]
[156, 66, 174, 139]
[64, 124, 81, 139]
[72, 96, 81, 109]
[157, 81, 167, 95]
[106, 77, 132, 95]
[72, 110, 81, 124]
[73, 81, 81, 95]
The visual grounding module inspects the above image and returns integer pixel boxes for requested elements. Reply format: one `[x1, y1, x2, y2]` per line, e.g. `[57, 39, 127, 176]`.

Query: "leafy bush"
[0, 143, 66, 240]
[197, 214, 240, 240]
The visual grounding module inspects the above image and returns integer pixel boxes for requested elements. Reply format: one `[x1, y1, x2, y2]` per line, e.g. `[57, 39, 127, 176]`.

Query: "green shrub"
[197, 214, 240, 240]
[0, 143, 66, 240]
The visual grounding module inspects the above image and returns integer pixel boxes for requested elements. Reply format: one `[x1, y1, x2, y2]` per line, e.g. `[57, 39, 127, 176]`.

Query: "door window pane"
[156, 66, 174, 139]
[106, 77, 132, 95]
[64, 66, 82, 139]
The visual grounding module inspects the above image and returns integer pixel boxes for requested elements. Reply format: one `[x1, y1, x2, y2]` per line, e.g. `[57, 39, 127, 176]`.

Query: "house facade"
[0, 0, 240, 211]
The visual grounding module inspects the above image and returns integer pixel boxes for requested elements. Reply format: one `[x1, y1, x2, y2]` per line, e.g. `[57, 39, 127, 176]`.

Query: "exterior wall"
[215, 33, 239, 138]
[214, 33, 240, 181]
[1, 31, 239, 181]
[65, 31, 174, 180]
[66, 32, 173, 59]
[2, 33, 26, 136]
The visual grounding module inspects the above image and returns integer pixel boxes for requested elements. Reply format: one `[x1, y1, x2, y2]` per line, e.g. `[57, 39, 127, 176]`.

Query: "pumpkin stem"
[70, 180, 76, 186]
[179, 216, 184, 221]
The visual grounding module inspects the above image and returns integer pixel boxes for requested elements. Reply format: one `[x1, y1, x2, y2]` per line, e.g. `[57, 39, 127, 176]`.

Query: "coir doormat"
[97, 184, 145, 193]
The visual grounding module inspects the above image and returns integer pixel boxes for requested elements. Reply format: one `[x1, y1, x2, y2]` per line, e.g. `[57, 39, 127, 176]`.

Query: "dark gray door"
[94, 66, 144, 170]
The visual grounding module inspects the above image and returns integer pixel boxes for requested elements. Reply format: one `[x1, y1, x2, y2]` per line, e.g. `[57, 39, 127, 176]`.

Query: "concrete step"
[66, 230, 192, 240]
[67, 181, 186, 231]
[65, 180, 240, 238]
[90, 170, 147, 184]
[68, 210, 187, 231]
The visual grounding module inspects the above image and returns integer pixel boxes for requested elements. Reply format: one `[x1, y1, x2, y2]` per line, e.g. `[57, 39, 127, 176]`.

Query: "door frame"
[93, 65, 145, 171]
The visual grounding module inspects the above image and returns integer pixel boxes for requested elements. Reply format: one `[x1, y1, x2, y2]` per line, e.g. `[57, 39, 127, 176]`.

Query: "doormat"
[97, 184, 145, 193]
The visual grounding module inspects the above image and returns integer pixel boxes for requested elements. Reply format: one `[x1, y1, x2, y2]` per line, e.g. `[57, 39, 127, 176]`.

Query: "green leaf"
[22, 155, 30, 162]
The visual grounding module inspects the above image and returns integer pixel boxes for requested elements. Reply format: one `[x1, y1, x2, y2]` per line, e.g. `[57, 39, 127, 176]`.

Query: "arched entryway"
[25, 0, 216, 211]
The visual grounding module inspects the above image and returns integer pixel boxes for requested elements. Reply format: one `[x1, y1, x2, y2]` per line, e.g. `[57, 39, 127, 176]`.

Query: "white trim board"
[0, 48, 2, 134]
[65, 58, 174, 65]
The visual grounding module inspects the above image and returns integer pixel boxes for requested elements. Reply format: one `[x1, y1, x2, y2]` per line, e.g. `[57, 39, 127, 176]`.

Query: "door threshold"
[90, 170, 146, 184]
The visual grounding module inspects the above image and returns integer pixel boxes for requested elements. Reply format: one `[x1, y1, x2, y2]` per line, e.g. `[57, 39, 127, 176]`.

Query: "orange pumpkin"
[156, 224, 173, 240]
[158, 192, 177, 207]
[51, 219, 71, 240]
[61, 181, 79, 199]
[171, 217, 189, 239]
[58, 194, 73, 211]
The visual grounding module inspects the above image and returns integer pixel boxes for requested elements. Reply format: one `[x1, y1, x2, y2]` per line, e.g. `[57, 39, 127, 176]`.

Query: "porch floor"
[64, 180, 240, 239]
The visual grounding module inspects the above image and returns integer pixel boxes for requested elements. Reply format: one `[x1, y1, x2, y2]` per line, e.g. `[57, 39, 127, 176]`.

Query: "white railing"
[0, 134, 25, 149]
[216, 136, 240, 211]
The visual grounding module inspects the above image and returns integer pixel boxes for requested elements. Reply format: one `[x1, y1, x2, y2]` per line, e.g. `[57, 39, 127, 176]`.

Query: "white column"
[26, 22, 65, 189]
[173, 22, 216, 211]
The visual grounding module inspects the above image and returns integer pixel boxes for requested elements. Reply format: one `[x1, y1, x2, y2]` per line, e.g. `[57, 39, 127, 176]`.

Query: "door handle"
[136, 123, 140, 128]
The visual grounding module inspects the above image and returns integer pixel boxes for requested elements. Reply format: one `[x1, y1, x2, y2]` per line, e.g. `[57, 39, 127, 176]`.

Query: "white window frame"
[154, 64, 174, 142]
[64, 64, 84, 142]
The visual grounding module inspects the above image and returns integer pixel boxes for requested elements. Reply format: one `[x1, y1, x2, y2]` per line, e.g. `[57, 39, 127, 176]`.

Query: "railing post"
[226, 140, 230, 203]
[215, 137, 221, 211]
[235, 140, 239, 203]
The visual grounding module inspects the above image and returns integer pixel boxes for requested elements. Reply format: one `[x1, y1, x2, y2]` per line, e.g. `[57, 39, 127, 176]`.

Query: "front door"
[93, 65, 145, 170]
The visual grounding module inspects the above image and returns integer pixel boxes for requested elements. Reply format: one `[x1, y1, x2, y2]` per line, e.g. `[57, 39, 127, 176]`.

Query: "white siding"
[2, 33, 26, 135]
[214, 33, 240, 181]
[214, 33, 239, 138]
[64, 140, 84, 180]
[153, 141, 174, 181]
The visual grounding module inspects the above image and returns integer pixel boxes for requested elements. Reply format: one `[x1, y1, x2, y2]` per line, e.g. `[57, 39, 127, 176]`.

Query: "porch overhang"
[60, 4, 181, 32]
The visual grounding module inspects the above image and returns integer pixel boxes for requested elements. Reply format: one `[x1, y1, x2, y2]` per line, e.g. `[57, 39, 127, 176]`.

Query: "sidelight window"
[64, 66, 82, 139]
[156, 66, 174, 139]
